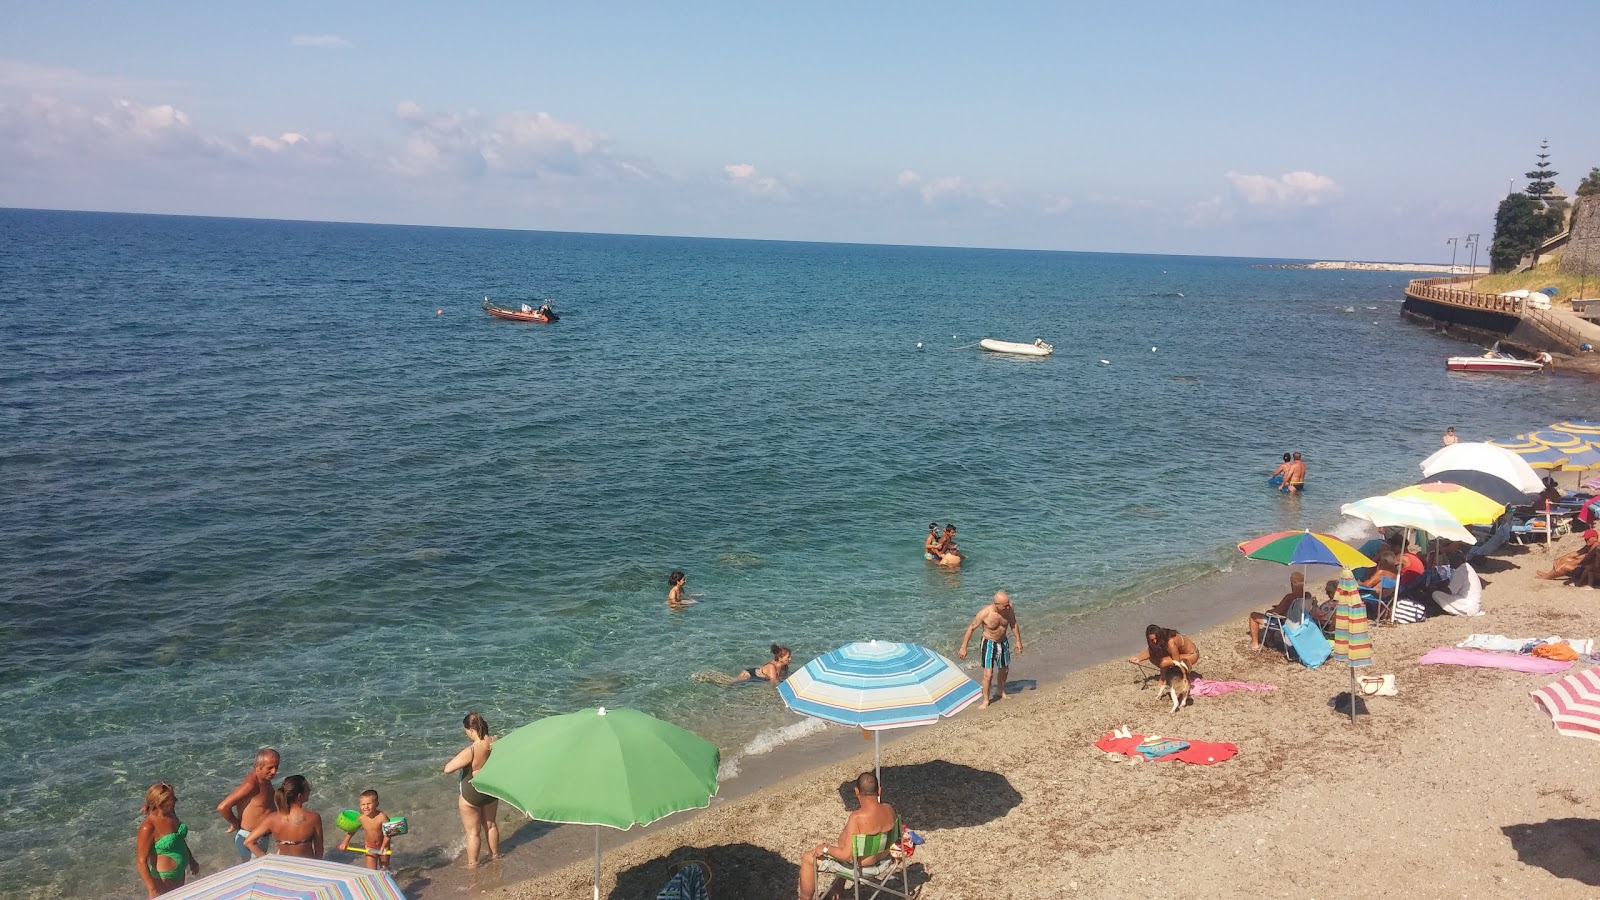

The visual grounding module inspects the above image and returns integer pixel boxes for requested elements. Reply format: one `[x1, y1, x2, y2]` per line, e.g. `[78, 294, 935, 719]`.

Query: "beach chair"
[656, 860, 711, 900]
[815, 817, 910, 900]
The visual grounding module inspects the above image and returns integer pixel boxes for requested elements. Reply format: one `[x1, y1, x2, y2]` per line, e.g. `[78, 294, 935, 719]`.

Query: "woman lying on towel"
[1128, 625, 1199, 671]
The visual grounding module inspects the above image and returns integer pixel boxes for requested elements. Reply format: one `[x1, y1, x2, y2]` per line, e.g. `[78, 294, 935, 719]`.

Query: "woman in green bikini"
[135, 782, 199, 896]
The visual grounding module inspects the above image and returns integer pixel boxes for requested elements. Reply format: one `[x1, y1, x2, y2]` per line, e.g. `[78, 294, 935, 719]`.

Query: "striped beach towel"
[1531, 669, 1600, 742]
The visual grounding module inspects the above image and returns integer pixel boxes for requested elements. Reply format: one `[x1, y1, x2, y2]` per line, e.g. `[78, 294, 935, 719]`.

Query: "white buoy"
[916, 342, 923, 348]
[1151, 346, 1157, 352]
[1100, 359, 1111, 365]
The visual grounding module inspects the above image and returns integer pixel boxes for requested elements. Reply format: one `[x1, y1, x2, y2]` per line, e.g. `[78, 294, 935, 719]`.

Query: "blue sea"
[0, 208, 1589, 897]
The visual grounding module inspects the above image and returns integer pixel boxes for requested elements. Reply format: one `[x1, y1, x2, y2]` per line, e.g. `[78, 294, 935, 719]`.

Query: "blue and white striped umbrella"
[779, 640, 980, 784]
[164, 856, 405, 900]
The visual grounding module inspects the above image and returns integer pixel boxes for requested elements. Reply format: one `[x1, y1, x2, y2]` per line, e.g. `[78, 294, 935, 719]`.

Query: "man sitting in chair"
[798, 771, 899, 900]
[1248, 572, 1311, 651]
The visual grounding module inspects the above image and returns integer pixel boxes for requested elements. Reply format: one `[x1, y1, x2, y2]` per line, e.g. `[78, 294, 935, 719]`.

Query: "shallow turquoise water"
[0, 209, 1589, 896]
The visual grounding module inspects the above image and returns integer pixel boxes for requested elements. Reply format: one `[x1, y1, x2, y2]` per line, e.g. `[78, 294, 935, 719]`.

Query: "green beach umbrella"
[472, 707, 720, 900]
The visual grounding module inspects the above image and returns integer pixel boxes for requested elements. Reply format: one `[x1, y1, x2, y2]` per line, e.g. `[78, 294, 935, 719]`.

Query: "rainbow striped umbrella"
[163, 856, 404, 900]
[1330, 570, 1372, 724]
[779, 640, 979, 784]
[1237, 530, 1375, 569]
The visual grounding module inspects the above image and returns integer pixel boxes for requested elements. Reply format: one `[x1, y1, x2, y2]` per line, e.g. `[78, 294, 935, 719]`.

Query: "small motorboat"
[979, 338, 1053, 357]
[1446, 343, 1549, 374]
[483, 297, 559, 323]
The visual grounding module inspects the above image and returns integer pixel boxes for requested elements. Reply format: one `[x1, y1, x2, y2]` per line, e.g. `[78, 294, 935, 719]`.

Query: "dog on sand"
[1158, 661, 1191, 713]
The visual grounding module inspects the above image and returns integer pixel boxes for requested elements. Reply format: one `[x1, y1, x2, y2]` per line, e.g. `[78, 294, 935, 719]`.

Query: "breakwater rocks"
[1256, 261, 1489, 273]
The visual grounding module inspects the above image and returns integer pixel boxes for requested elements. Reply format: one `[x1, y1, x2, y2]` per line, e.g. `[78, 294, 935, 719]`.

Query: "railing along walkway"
[1406, 277, 1527, 313]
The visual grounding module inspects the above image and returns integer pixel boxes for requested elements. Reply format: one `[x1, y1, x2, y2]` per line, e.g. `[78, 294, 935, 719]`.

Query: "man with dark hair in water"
[1284, 452, 1306, 494]
[1269, 452, 1292, 487]
[798, 771, 899, 900]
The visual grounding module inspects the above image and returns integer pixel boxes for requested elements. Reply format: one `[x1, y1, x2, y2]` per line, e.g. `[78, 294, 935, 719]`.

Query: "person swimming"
[694, 644, 793, 687]
[924, 523, 943, 561]
[666, 570, 702, 608]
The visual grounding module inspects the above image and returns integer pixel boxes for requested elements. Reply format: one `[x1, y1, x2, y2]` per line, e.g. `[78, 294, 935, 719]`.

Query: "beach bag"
[1284, 617, 1331, 668]
[1392, 599, 1429, 624]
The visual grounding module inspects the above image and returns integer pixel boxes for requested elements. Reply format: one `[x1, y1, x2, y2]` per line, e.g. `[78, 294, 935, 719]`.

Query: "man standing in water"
[1284, 451, 1307, 494]
[958, 591, 1023, 707]
[217, 748, 279, 862]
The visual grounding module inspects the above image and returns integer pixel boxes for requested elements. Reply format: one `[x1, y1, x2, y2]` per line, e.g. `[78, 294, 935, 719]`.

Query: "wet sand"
[429, 529, 1600, 899]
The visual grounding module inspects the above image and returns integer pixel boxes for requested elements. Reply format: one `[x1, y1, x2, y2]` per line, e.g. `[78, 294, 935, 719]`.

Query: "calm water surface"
[0, 209, 1588, 897]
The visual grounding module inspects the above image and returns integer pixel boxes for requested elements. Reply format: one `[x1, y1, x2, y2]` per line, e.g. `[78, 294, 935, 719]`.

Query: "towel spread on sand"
[1189, 678, 1278, 697]
[1094, 733, 1238, 765]
[1418, 647, 1575, 673]
[1455, 635, 1595, 655]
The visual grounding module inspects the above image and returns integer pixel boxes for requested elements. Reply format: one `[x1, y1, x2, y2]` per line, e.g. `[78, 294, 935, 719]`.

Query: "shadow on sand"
[834, 760, 1022, 830]
[607, 843, 794, 899]
[1503, 818, 1600, 886]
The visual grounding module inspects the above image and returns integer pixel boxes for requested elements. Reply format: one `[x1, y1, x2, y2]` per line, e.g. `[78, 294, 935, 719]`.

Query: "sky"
[3, 1, 1597, 261]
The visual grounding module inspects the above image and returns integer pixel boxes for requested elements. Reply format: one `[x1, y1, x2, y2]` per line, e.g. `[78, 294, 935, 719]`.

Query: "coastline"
[1258, 261, 1491, 273]
[463, 529, 1600, 899]
[407, 529, 1600, 898]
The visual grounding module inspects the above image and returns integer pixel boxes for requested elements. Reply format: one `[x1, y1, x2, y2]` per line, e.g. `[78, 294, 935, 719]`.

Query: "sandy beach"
[448, 528, 1600, 900]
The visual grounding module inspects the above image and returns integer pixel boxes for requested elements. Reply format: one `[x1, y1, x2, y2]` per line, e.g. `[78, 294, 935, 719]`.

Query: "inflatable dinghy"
[979, 338, 1053, 357]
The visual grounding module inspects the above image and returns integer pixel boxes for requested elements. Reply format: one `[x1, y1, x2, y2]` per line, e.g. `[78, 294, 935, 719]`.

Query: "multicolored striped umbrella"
[163, 856, 404, 900]
[779, 640, 979, 783]
[1386, 483, 1505, 527]
[1236, 530, 1375, 569]
[1330, 570, 1372, 724]
[1531, 668, 1600, 742]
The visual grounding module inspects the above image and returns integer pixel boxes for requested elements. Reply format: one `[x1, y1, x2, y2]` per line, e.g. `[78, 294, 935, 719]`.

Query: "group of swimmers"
[924, 522, 962, 567]
[138, 748, 395, 896]
[1268, 452, 1307, 494]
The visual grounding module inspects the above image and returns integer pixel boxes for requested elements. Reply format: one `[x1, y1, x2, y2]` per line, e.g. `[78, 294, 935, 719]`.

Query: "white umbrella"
[1340, 496, 1478, 545]
[1420, 442, 1544, 494]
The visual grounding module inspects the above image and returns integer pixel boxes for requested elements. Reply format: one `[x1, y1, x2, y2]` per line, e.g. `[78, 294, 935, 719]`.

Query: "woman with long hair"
[443, 711, 500, 867]
[135, 782, 199, 896]
[244, 774, 323, 858]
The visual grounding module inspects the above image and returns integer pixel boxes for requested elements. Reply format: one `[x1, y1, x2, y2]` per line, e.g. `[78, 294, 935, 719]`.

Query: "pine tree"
[1524, 140, 1558, 201]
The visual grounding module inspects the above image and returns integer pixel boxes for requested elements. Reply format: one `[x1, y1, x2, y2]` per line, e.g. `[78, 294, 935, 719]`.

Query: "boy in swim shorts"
[339, 789, 392, 870]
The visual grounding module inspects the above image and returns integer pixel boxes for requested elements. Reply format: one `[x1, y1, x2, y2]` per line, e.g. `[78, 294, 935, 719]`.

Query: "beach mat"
[1095, 732, 1238, 765]
[1418, 647, 1575, 674]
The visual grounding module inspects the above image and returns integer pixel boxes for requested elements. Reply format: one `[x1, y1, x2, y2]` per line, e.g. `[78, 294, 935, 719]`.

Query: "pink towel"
[1418, 647, 1575, 673]
[1189, 678, 1277, 698]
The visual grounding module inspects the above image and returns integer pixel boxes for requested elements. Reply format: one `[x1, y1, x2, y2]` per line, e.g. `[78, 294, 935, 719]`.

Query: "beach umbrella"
[1236, 530, 1375, 577]
[1385, 483, 1505, 527]
[1420, 442, 1544, 494]
[162, 855, 404, 900]
[1550, 420, 1600, 436]
[1329, 569, 1372, 725]
[471, 707, 720, 900]
[778, 639, 980, 785]
[1488, 435, 1573, 470]
[1417, 469, 1536, 506]
[1340, 496, 1477, 544]
[1531, 668, 1600, 742]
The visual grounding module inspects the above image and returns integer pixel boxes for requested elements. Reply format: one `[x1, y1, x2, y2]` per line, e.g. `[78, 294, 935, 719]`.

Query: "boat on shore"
[483, 297, 559, 323]
[980, 338, 1053, 357]
[1446, 342, 1549, 374]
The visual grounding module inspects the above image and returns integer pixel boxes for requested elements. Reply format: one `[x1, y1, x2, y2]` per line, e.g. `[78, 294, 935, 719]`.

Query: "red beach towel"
[1094, 732, 1238, 765]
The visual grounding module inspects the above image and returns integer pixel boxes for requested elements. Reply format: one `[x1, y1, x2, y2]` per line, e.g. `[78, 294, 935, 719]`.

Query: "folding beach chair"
[815, 817, 910, 900]
[656, 860, 711, 900]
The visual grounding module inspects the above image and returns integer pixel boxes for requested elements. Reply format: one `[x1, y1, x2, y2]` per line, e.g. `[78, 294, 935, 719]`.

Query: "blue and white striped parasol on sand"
[162, 855, 404, 900]
[779, 639, 980, 784]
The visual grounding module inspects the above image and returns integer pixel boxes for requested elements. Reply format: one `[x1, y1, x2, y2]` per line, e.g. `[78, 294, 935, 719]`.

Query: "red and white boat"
[1446, 343, 1549, 374]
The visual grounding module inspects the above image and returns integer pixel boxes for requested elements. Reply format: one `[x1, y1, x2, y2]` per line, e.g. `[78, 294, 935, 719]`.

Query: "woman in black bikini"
[731, 644, 792, 687]
[244, 775, 323, 859]
[443, 711, 500, 868]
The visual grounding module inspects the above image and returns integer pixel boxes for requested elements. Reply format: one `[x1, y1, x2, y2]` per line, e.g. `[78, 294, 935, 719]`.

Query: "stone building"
[1561, 194, 1599, 277]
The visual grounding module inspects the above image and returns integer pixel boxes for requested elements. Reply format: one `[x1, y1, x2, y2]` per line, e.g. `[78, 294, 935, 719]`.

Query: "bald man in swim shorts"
[958, 591, 1023, 707]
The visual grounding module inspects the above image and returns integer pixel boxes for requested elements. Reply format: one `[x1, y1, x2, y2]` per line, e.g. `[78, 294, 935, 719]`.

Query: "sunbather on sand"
[1248, 572, 1311, 651]
[1537, 529, 1598, 582]
[1128, 624, 1198, 671]
[798, 771, 898, 900]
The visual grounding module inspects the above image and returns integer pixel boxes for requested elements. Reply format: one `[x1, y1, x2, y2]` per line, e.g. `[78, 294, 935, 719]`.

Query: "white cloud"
[1042, 195, 1073, 215]
[722, 162, 789, 199]
[291, 34, 351, 49]
[1224, 170, 1341, 208]
[248, 132, 308, 151]
[386, 102, 629, 182]
[893, 169, 1005, 208]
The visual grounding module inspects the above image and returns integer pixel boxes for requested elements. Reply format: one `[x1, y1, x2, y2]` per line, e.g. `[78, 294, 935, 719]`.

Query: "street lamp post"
[1447, 237, 1459, 276]
[1466, 234, 1480, 289]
